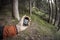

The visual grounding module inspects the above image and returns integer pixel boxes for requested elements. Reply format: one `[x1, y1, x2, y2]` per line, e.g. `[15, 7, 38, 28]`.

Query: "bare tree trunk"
[12, 0, 20, 21]
[51, 0, 53, 23]
[57, 3, 60, 30]
[49, 0, 52, 23]
[54, 0, 58, 26]
[51, 0, 55, 24]
[33, 0, 36, 7]
[54, 0, 60, 26]
[29, 0, 32, 16]
[48, 0, 51, 23]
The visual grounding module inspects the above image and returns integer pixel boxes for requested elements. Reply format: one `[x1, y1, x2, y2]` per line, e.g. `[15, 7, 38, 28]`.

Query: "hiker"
[0, 15, 31, 40]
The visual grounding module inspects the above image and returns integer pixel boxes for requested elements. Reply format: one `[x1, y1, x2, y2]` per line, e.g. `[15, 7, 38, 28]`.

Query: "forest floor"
[0, 7, 60, 40]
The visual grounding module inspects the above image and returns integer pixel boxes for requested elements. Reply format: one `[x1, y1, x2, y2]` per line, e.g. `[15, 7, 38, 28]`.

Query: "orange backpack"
[3, 25, 17, 39]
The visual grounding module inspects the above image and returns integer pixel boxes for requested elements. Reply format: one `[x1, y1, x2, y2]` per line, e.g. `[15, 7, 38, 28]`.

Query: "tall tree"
[33, 0, 36, 7]
[54, 0, 60, 26]
[29, 0, 32, 16]
[48, 0, 52, 23]
[51, 0, 56, 24]
[12, 0, 20, 21]
[48, 0, 51, 23]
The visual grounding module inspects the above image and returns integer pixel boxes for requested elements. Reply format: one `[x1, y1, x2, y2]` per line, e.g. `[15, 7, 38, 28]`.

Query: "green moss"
[31, 14, 57, 35]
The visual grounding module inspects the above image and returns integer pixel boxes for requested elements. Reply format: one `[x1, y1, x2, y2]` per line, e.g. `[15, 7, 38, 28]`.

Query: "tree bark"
[48, 0, 51, 23]
[12, 0, 20, 21]
[54, 0, 60, 26]
[48, 0, 52, 23]
[54, 0, 58, 26]
[33, 0, 36, 7]
[29, 0, 32, 16]
[51, 0, 55, 24]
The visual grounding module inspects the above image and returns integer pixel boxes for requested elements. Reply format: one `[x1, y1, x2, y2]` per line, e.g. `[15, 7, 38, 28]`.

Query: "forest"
[0, 0, 60, 40]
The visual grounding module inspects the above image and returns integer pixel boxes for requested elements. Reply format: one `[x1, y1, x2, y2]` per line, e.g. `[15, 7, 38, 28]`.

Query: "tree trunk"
[57, 0, 60, 31]
[29, 0, 32, 16]
[54, 0, 60, 26]
[54, 0, 58, 26]
[33, 0, 36, 7]
[48, 0, 51, 23]
[51, 0, 55, 24]
[12, 0, 20, 21]
[49, 0, 52, 23]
